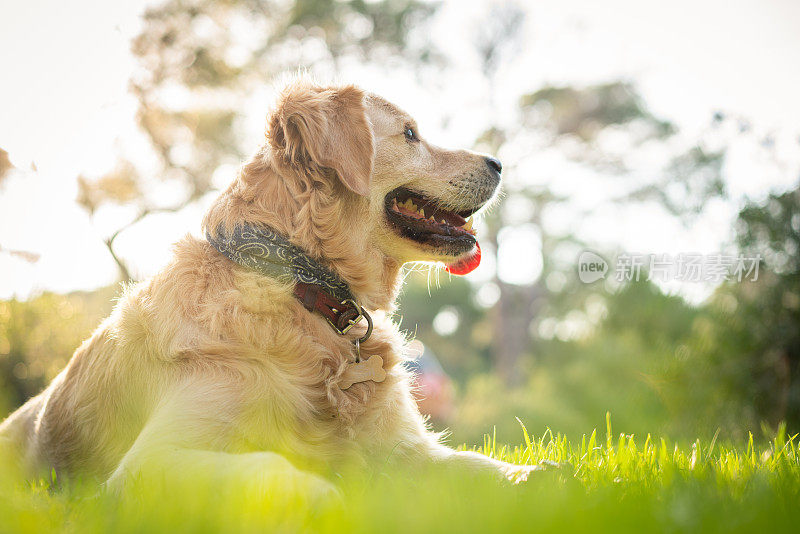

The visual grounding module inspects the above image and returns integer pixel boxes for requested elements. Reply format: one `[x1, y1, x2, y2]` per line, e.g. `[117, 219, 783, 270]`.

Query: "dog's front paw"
[502, 460, 570, 483]
[501, 463, 543, 484]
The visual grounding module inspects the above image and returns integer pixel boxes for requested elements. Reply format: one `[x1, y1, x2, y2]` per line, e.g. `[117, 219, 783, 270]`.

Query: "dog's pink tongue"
[444, 242, 481, 275]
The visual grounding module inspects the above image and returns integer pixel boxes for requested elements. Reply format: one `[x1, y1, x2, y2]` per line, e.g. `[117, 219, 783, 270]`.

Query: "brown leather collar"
[205, 224, 373, 345]
[293, 282, 373, 343]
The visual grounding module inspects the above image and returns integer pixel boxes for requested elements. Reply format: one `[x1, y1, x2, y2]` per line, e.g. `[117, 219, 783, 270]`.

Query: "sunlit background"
[1, 0, 799, 445]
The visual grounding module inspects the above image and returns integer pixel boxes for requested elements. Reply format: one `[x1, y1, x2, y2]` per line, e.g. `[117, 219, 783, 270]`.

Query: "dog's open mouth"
[384, 187, 483, 275]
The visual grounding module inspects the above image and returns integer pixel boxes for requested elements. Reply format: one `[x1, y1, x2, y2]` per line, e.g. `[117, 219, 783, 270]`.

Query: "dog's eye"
[404, 126, 418, 142]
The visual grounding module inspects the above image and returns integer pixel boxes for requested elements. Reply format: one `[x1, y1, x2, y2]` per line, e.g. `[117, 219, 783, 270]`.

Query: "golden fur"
[0, 80, 537, 495]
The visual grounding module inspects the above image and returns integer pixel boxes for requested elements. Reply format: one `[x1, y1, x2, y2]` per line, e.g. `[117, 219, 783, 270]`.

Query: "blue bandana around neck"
[206, 224, 356, 304]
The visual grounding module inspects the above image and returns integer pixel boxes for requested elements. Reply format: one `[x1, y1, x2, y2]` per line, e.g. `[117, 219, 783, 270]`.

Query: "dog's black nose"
[485, 157, 502, 175]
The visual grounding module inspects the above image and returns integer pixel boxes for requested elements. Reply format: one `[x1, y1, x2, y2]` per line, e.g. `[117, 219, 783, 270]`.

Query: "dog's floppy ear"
[268, 82, 374, 196]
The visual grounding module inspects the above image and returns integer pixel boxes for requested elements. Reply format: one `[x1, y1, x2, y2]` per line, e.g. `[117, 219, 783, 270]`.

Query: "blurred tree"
[451, 3, 737, 385]
[448, 279, 700, 444]
[474, 78, 722, 384]
[468, 2, 541, 385]
[519, 82, 726, 216]
[665, 187, 800, 437]
[520, 82, 675, 143]
[734, 188, 800, 427]
[78, 0, 440, 280]
[397, 276, 491, 380]
[463, 43, 789, 385]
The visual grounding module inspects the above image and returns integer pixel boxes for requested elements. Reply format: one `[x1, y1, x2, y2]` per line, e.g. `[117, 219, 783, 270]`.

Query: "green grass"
[2, 414, 799, 533]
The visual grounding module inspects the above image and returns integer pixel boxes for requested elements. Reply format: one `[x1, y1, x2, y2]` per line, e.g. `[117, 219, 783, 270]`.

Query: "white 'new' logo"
[578, 251, 608, 283]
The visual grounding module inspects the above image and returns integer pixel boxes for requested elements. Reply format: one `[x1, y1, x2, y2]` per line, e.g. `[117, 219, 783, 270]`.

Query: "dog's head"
[263, 80, 501, 276]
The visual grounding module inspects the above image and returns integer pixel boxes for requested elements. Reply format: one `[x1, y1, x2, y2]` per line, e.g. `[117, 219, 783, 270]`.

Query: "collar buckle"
[327, 299, 373, 344]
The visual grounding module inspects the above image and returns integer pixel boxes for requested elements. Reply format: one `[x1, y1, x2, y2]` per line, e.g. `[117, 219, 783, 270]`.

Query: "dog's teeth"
[463, 216, 474, 231]
[428, 216, 436, 223]
[392, 198, 399, 210]
[441, 219, 447, 225]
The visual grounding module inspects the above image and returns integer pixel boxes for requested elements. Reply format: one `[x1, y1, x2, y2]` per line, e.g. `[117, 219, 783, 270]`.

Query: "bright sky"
[1, 0, 799, 301]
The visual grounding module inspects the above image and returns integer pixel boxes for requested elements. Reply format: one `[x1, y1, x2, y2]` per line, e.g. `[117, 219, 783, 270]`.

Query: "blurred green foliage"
[521, 82, 675, 141]
[0, 288, 117, 417]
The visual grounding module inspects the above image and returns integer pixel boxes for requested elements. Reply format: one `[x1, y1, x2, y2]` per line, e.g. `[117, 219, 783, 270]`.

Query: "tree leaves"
[521, 82, 675, 142]
[0, 148, 14, 187]
[76, 162, 141, 216]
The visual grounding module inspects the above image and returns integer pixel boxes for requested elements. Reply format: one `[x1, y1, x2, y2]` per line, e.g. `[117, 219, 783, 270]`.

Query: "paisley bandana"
[206, 224, 356, 304]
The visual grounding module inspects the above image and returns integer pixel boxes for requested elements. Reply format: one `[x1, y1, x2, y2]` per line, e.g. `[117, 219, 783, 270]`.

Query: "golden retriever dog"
[0, 80, 538, 497]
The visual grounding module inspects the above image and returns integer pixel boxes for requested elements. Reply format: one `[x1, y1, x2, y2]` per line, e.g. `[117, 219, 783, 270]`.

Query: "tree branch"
[104, 202, 193, 283]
